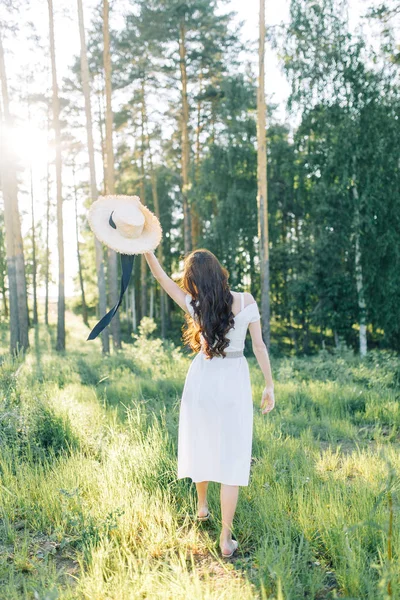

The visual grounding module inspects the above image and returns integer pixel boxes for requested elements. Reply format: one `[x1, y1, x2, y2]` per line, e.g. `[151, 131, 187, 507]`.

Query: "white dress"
[177, 292, 261, 487]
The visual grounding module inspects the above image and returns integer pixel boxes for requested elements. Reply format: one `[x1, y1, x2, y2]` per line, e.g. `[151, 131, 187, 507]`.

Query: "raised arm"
[144, 251, 188, 313]
[248, 312, 275, 414]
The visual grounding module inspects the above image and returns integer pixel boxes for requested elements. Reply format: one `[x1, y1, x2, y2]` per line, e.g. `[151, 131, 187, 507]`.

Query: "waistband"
[224, 350, 244, 358]
[200, 350, 244, 359]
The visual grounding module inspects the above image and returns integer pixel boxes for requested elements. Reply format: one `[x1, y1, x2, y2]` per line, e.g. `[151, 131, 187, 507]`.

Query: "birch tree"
[352, 168, 367, 356]
[257, 0, 271, 348]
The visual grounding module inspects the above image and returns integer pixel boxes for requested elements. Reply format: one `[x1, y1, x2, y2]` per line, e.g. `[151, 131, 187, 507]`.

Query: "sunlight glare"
[4, 123, 50, 169]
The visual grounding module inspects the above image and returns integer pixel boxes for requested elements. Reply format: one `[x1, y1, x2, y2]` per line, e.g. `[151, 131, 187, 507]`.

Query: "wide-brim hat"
[88, 194, 162, 255]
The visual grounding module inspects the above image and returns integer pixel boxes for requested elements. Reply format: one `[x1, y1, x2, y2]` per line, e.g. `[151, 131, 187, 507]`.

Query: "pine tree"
[0, 22, 29, 353]
[139, 0, 236, 253]
[77, 0, 109, 353]
[103, 0, 121, 349]
[48, 0, 66, 351]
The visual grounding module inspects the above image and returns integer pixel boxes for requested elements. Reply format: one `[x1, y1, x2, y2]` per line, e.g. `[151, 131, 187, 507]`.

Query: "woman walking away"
[145, 249, 275, 559]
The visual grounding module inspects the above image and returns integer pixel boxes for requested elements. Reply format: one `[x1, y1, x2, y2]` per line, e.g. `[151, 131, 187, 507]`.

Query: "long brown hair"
[182, 249, 235, 359]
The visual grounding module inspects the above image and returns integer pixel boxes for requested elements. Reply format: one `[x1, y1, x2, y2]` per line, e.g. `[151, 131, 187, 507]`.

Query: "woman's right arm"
[144, 251, 188, 313]
[249, 317, 275, 414]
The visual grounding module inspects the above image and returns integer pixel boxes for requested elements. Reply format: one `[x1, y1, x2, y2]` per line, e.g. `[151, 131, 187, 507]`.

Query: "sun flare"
[3, 122, 50, 168]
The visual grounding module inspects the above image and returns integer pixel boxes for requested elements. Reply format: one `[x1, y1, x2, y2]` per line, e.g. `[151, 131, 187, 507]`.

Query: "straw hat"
[88, 194, 162, 255]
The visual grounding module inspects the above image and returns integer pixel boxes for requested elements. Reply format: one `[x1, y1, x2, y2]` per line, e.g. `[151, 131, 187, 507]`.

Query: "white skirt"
[177, 352, 254, 486]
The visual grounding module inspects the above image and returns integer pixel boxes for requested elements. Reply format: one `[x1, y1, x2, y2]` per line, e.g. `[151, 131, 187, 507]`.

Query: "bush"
[0, 356, 79, 460]
[30, 401, 79, 457]
[0, 397, 79, 461]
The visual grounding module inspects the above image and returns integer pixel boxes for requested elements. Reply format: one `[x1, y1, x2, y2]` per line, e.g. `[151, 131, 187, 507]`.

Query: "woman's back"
[185, 291, 260, 354]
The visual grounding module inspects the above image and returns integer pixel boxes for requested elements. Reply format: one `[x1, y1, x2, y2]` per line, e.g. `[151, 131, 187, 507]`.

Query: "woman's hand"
[261, 385, 275, 414]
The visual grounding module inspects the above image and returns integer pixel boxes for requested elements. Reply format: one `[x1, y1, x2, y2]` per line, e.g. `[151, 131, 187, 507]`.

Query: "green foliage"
[269, 0, 400, 352]
[34, 0, 399, 355]
[193, 74, 259, 290]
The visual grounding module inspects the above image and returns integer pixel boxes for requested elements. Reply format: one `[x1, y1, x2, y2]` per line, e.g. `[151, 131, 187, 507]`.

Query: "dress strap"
[240, 292, 245, 311]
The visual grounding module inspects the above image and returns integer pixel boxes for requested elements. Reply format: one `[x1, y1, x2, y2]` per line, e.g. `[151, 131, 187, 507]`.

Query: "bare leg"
[195, 481, 209, 518]
[220, 484, 239, 554]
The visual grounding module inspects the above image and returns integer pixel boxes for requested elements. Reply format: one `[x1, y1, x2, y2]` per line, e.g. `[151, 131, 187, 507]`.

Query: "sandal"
[197, 511, 210, 522]
[221, 539, 238, 558]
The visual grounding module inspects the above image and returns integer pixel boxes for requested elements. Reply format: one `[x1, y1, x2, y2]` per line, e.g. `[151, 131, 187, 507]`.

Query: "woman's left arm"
[144, 251, 188, 312]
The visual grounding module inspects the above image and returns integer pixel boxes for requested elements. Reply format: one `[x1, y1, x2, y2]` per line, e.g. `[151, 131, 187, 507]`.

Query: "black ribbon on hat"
[87, 211, 135, 341]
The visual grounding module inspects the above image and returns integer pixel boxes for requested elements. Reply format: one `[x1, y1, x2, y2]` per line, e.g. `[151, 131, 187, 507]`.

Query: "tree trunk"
[45, 141, 51, 326]
[165, 292, 171, 332]
[26, 102, 38, 326]
[289, 309, 297, 352]
[98, 85, 107, 194]
[149, 283, 154, 319]
[29, 163, 38, 325]
[0, 272, 7, 319]
[179, 20, 191, 254]
[48, 0, 65, 351]
[124, 287, 129, 320]
[72, 162, 89, 327]
[191, 70, 203, 248]
[249, 239, 256, 297]
[257, 0, 271, 348]
[140, 263, 147, 320]
[146, 115, 166, 338]
[334, 329, 340, 349]
[131, 285, 137, 332]
[0, 136, 19, 350]
[12, 192, 30, 347]
[0, 100, 6, 321]
[140, 79, 147, 320]
[44, 133, 52, 327]
[352, 171, 367, 357]
[103, 0, 121, 349]
[195, 71, 203, 178]
[77, 0, 109, 353]
[302, 313, 309, 354]
[0, 216, 8, 318]
[0, 24, 29, 353]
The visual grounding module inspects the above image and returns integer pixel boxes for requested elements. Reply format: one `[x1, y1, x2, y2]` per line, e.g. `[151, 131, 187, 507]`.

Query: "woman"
[145, 248, 275, 558]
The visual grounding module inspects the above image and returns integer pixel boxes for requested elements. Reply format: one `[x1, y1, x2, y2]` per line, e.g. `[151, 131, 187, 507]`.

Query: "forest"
[1, 0, 400, 599]
[1, 0, 399, 357]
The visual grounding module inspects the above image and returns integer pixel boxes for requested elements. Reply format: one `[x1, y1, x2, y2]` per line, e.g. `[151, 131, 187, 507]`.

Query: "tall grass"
[0, 318, 399, 599]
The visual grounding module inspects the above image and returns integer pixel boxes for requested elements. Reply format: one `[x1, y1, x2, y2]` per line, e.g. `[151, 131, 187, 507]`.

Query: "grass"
[0, 313, 399, 599]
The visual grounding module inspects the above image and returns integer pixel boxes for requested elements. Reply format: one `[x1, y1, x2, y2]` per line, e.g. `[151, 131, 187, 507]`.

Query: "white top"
[185, 291, 261, 352]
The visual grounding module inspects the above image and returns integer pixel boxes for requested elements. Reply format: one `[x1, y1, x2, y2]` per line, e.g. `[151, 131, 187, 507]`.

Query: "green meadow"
[0, 316, 399, 599]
